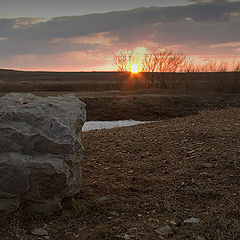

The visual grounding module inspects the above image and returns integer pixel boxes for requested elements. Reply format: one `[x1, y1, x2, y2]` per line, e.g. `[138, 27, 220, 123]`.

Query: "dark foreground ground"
[0, 108, 239, 240]
[1, 69, 240, 121]
[3, 88, 240, 121]
[80, 90, 240, 121]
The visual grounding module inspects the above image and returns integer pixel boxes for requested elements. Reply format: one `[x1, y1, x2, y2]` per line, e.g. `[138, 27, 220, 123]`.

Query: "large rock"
[0, 93, 86, 214]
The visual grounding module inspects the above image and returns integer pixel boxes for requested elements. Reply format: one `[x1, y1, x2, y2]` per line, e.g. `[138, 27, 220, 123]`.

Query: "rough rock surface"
[0, 93, 86, 214]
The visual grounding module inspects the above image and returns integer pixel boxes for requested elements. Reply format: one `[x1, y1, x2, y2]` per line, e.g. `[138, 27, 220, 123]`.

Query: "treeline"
[114, 48, 240, 89]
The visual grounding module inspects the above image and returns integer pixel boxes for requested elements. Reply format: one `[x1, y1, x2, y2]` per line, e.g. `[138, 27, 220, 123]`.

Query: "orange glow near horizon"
[2, 47, 240, 72]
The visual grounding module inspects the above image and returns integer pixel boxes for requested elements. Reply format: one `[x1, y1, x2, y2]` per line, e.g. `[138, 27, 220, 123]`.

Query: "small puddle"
[82, 120, 150, 132]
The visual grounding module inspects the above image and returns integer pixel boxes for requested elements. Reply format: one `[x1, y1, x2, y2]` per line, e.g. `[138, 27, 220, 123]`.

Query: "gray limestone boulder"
[0, 93, 86, 214]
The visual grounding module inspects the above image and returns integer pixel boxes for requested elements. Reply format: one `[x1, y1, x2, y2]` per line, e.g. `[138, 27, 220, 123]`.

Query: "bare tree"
[114, 48, 186, 88]
[232, 59, 240, 72]
[113, 48, 240, 90]
[113, 50, 131, 72]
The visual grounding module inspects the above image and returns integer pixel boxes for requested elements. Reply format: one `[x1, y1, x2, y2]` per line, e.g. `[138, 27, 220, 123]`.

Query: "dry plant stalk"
[113, 48, 240, 89]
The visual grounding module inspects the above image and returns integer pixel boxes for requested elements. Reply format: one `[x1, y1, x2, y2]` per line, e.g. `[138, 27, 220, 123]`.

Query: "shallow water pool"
[82, 120, 150, 132]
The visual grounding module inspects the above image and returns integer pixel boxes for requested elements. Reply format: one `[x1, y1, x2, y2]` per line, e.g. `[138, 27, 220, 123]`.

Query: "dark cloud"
[0, 0, 239, 69]
[189, 0, 228, 3]
[0, 0, 189, 18]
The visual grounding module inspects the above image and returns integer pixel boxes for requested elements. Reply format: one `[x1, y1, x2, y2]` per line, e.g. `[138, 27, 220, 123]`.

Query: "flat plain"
[0, 70, 239, 239]
[1, 69, 240, 121]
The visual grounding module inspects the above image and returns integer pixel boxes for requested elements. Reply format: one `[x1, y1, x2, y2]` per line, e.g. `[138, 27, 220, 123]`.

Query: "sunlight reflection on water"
[82, 120, 150, 132]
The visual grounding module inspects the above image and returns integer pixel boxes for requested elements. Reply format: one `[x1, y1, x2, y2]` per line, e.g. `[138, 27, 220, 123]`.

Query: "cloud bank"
[0, 1, 239, 70]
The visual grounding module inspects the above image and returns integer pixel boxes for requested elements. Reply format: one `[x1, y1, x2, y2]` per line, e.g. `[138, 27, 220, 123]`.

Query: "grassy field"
[0, 69, 239, 93]
[0, 70, 239, 239]
[1, 69, 240, 121]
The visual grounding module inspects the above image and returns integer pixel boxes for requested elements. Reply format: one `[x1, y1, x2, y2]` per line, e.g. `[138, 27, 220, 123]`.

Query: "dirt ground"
[0, 107, 239, 240]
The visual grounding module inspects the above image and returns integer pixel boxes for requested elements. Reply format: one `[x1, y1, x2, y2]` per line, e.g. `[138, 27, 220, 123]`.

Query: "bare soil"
[0, 108, 239, 240]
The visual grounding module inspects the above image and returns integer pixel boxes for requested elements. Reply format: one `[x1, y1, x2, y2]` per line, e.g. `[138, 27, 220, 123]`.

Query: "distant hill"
[0, 69, 23, 72]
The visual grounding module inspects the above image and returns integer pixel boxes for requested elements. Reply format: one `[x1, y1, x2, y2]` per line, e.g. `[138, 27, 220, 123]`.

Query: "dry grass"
[0, 69, 239, 93]
[82, 90, 240, 121]
[0, 108, 239, 239]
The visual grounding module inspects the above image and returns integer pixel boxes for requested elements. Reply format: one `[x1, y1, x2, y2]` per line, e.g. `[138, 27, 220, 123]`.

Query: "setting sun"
[131, 63, 139, 74]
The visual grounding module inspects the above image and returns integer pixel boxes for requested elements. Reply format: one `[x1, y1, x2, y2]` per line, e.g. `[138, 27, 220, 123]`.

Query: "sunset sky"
[0, 0, 239, 71]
